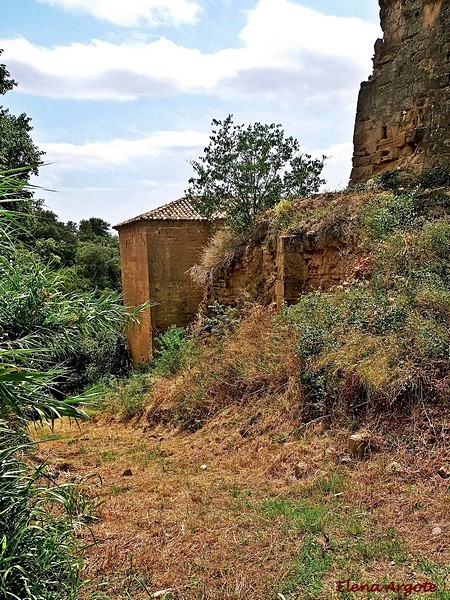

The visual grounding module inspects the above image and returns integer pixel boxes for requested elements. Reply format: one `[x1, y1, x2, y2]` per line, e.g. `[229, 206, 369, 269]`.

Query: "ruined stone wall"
[207, 232, 362, 309]
[118, 222, 152, 364]
[146, 220, 214, 335]
[351, 0, 450, 182]
[207, 239, 278, 307]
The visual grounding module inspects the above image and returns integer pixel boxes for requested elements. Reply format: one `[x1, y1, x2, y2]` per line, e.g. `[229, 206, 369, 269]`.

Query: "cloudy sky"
[1, 0, 380, 226]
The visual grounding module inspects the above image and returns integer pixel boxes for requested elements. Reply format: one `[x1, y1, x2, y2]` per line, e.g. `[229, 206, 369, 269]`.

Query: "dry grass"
[189, 227, 248, 288]
[32, 396, 450, 599]
[146, 305, 301, 431]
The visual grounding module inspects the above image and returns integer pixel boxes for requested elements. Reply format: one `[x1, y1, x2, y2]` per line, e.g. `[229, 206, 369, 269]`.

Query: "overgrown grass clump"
[280, 188, 450, 416]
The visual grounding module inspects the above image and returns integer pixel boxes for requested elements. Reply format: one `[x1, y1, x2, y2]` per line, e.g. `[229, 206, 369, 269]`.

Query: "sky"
[1, 0, 381, 226]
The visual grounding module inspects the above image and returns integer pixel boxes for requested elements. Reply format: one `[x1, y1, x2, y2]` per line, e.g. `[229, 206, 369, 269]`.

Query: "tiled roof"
[114, 197, 215, 228]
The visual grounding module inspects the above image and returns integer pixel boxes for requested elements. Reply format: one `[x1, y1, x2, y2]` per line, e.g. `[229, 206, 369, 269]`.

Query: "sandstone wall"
[119, 219, 214, 363]
[207, 231, 361, 309]
[118, 222, 152, 363]
[351, 0, 450, 182]
[146, 221, 214, 335]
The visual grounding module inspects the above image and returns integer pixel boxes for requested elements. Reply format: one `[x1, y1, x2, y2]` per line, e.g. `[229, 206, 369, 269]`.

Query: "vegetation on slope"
[0, 170, 142, 599]
[87, 169, 450, 597]
[111, 169, 450, 430]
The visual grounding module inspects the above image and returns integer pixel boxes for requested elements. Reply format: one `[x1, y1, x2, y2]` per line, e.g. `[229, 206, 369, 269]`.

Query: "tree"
[78, 217, 112, 242]
[0, 50, 43, 192]
[0, 50, 16, 95]
[186, 115, 325, 231]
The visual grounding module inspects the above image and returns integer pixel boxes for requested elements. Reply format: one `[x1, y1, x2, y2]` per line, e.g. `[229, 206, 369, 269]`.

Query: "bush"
[201, 300, 238, 336]
[0, 255, 134, 395]
[363, 193, 417, 239]
[416, 166, 450, 189]
[282, 293, 338, 358]
[153, 326, 195, 377]
[102, 370, 151, 420]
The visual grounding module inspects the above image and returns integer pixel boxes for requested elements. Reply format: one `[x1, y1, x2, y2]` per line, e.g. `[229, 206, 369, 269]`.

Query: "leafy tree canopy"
[0, 50, 16, 95]
[0, 50, 44, 213]
[186, 115, 326, 231]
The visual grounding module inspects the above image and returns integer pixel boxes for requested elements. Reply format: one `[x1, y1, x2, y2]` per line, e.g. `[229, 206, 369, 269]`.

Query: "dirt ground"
[33, 401, 450, 599]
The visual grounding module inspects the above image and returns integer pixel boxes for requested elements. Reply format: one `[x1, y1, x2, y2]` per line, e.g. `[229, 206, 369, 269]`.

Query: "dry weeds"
[32, 397, 450, 599]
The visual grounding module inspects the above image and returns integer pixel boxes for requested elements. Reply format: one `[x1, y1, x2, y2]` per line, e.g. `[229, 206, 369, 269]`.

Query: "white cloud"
[35, 0, 201, 27]
[240, 0, 377, 69]
[313, 141, 354, 190]
[41, 129, 209, 168]
[1, 0, 379, 100]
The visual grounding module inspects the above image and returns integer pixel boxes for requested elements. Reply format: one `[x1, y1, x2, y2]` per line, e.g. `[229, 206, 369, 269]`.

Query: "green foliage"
[262, 498, 329, 534]
[0, 172, 97, 599]
[363, 193, 417, 239]
[0, 253, 133, 396]
[373, 169, 403, 192]
[0, 50, 16, 95]
[102, 370, 152, 421]
[153, 326, 196, 376]
[186, 114, 325, 232]
[201, 301, 238, 335]
[280, 190, 450, 409]
[0, 50, 43, 210]
[416, 165, 450, 189]
[74, 241, 121, 291]
[282, 293, 338, 358]
[27, 211, 121, 292]
[0, 440, 82, 599]
[29, 208, 78, 266]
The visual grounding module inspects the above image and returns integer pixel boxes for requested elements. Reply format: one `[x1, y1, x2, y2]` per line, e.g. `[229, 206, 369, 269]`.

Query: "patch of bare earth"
[33, 401, 449, 599]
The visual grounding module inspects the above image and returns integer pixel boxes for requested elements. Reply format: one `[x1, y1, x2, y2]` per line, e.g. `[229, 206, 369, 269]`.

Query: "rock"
[431, 527, 442, 536]
[152, 589, 173, 598]
[56, 462, 72, 473]
[122, 469, 133, 477]
[386, 461, 404, 474]
[348, 432, 371, 459]
[437, 465, 450, 479]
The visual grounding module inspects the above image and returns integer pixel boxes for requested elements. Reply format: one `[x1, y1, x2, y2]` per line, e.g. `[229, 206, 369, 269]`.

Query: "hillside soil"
[33, 401, 450, 599]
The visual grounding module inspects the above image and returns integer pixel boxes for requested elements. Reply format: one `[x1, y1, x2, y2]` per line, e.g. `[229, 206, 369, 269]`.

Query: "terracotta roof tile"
[114, 197, 214, 228]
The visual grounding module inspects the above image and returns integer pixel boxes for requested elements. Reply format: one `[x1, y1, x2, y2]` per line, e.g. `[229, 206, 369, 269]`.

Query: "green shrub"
[102, 370, 152, 420]
[416, 165, 450, 189]
[153, 326, 195, 376]
[282, 293, 338, 358]
[374, 169, 403, 192]
[363, 193, 417, 239]
[201, 301, 238, 336]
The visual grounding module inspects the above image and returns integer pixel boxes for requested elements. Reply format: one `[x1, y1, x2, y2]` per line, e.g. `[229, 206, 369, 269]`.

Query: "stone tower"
[350, 0, 450, 182]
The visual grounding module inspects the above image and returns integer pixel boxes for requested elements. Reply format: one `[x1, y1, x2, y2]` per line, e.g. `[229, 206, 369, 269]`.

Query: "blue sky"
[1, 0, 381, 226]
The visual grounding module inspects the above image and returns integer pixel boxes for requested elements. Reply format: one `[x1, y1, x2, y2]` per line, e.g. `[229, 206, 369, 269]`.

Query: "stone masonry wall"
[351, 0, 450, 182]
[207, 232, 362, 309]
[118, 222, 152, 364]
[146, 220, 214, 335]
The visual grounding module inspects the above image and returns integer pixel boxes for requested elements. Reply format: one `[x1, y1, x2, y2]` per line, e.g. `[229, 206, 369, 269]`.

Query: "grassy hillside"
[35, 173, 450, 598]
